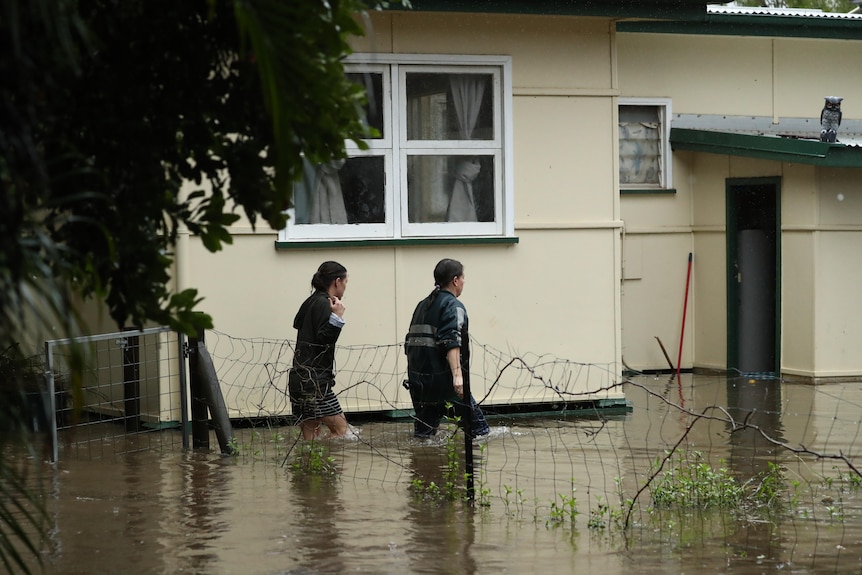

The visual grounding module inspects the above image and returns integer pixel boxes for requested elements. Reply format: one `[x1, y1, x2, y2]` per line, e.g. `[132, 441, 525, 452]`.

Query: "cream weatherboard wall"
[813, 170, 862, 378]
[618, 31, 862, 379]
[158, 11, 626, 414]
[618, 34, 862, 119]
[69, 12, 862, 426]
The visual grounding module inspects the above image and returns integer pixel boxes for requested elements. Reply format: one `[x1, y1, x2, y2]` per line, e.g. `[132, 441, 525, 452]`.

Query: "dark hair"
[311, 261, 347, 292]
[432, 258, 464, 294]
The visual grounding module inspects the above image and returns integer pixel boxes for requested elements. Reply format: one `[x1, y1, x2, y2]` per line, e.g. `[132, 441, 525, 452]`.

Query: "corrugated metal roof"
[619, 4, 862, 39]
[709, 4, 862, 20]
[396, 0, 715, 19]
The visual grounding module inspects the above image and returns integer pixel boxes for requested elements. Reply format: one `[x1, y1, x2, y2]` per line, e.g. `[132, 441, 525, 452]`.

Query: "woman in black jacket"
[289, 261, 350, 439]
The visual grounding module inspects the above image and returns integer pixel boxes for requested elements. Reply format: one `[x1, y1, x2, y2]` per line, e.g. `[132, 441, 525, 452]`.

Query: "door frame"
[725, 176, 782, 376]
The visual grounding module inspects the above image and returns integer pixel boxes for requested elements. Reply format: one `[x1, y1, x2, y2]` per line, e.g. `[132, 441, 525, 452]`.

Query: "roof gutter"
[388, 0, 712, 20]
[618, 13, 862, 40]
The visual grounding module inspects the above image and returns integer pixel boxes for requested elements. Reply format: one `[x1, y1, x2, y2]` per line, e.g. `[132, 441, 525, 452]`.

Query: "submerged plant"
[745, 461, 793, 512]
[471, 442, 491, 507]
[410, 427, 467, 503]
[546, 481, 578, 527]
[588, 496, 624, 531]
[651, 451, 742, 509]
[288, 442, 338, 477]
[501, 484, 526, 518]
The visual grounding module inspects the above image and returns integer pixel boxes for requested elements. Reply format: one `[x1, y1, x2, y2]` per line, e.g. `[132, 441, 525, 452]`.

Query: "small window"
[619, 99, 672, 190]
[281, 55, 513, 242]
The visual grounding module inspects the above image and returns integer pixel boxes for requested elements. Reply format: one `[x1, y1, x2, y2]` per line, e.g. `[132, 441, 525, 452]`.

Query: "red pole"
[676, 252, 693, 380]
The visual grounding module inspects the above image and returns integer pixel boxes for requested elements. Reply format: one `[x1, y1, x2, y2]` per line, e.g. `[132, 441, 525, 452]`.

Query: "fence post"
[44, 340, 59, 463]
[178, 332, 190, 450]
[122, 330, 141, 433]
[188, 330, 210, 449]
[463, 328, 474, 502]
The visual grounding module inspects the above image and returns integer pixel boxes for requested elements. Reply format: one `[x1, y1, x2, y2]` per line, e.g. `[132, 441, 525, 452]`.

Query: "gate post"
[188, 330, 210, 449]
[122, 330, 141, 433]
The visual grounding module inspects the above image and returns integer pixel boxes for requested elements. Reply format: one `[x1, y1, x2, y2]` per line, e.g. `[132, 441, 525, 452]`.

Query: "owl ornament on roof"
[820, 96, 843, 143]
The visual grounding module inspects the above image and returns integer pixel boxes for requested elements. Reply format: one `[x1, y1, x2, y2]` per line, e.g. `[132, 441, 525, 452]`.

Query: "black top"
[292, 290, 343, 384]
[404, 289, 468, 402]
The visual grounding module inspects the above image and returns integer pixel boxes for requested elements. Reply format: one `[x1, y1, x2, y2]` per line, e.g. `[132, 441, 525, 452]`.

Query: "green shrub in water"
[289, 442, 338, 477]
[651, 451, 742, 509]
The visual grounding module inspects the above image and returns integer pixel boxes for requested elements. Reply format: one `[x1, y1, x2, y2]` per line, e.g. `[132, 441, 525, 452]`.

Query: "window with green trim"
[280, 54, 514, 242]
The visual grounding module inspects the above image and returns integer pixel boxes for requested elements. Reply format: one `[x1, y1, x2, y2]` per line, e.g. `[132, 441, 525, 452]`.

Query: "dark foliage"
[1, 0, 378, 336]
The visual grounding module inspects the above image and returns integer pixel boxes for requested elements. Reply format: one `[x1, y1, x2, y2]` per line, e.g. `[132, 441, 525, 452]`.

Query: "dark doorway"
[726, 178, 781, 376]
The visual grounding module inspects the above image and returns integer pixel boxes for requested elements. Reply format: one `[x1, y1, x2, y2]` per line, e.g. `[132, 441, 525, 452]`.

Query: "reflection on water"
[405, 445, 478, 575]
[165, 454, 233, 573]
[289, 475, 346, 574]
[727, 375, 785, 478]
[14, 373, 862, 574]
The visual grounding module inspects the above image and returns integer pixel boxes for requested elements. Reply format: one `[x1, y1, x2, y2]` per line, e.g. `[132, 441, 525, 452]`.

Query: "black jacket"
[404, 289, 468, 402]
[292, 290, 343, 385]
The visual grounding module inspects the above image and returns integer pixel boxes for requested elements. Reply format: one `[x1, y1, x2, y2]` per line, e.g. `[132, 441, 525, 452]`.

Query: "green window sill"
[275, 237, 519, 250]
[620, 188, 677, 195]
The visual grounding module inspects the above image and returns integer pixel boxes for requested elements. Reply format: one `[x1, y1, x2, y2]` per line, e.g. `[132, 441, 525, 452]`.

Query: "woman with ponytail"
[403, 258, 490, 439]
[288, 261, 350, 439]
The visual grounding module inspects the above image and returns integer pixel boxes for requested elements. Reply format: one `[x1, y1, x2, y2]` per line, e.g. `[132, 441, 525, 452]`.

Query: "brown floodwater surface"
[12, 373, 862, 574]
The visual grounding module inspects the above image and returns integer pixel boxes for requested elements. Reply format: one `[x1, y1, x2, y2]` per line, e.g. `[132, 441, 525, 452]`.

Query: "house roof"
[671, 114, 862, 168]
[618, 4, 862, 40]
[391, 0, 716, 20]
[673, 114, 862, 145]
[709, 4, 862, 21]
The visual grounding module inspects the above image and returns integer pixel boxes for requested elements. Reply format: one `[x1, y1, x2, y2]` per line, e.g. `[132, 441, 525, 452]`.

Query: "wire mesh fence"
[40, 326, 862, 537]
[44, 327, 188, 461]
[205, 329, 627, 422]
[212, 373, 862, 541]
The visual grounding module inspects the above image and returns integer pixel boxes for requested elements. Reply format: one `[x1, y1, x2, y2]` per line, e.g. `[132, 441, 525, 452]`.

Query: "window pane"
[293, 156, 385, 224]
[407, 155, 495, 223]
[347, 72, 384, 139]
[341, 156, 385, 223]
[619, 105, 662, 185]
[406, 73, 494, 141]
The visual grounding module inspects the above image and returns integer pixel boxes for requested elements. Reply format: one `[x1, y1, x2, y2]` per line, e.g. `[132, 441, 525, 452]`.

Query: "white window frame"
[279, 54, 514, 242]
[618, 98, 673, 191]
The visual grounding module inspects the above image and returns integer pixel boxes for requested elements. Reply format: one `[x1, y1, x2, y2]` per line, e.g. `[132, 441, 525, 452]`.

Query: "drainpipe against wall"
[175, 225, 190, 296]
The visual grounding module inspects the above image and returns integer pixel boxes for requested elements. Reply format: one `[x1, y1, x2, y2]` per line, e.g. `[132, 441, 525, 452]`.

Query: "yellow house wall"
[618, 34, 862, 119]
[164, 11, 624, 415]
[623, 147, 862, 379]
[184, 231, 619, 414]
[781, 164, 817, 377]
[618, 34, 774, 115]
[619, 150, 694, 371]
[658, 155, 861, 381]
[618, 31, 862, 378]
[812, 171, 862, 377]
[65, 17, 862, 422]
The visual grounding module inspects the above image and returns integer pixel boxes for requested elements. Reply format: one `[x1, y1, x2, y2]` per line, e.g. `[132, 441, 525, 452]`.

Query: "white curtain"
[447, 75, 485, 221]
[450, 74, 486, 140]
[310, 160, 348, 224]
[446, 159, 481, 222]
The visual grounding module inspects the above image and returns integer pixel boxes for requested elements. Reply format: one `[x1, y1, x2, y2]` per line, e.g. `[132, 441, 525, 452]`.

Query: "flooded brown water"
[11, 373, 862, 574]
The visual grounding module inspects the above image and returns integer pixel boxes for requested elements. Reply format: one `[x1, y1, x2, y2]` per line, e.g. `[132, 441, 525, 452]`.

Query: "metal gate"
[44, 327, 190, 461]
